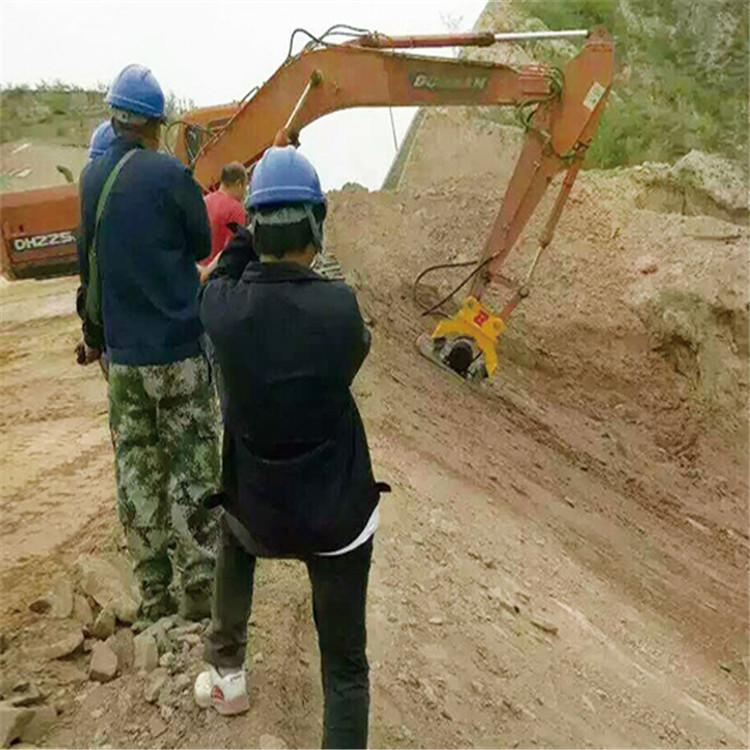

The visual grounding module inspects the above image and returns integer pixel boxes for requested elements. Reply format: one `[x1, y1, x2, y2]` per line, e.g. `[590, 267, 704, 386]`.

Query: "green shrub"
[508, 0, 748, 170]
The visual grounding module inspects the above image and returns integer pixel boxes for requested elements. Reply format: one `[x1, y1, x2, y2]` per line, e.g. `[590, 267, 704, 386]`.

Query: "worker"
[198, 161, 248, 282]
[195, 146, 388, 749]
[75, 63, 221, 622]
[87, 120, 116, 160]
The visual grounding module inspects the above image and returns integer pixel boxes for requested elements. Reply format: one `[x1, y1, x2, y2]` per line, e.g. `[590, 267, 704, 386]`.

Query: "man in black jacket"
[195, 146, 386, 749]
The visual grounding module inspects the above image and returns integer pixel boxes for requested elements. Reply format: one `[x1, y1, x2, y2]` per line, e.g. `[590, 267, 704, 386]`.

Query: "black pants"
[204, 512, 372, 749]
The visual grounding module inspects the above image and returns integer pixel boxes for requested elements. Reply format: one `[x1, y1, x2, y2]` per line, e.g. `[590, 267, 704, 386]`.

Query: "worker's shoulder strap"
[84, 148, 139, 328]
[95, 148, 138, 226]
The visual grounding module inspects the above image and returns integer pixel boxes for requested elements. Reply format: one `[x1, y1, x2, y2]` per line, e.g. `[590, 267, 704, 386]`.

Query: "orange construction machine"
[0, 25, 614, 379]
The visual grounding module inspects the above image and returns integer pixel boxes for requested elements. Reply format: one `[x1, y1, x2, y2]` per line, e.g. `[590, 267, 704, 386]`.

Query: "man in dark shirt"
[76, 64, 220, 622]
[195, 146, 387, 748]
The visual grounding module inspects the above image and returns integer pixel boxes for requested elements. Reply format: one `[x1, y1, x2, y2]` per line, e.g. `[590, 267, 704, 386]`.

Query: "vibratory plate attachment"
[415, 296, 505, 382]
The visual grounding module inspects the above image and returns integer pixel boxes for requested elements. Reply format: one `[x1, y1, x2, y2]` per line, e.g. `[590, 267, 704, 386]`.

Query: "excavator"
[0, 24, 614, 380]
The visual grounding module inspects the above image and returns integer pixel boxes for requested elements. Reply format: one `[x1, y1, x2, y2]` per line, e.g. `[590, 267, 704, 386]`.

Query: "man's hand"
[199, 253, 222, 283]
[75, 341, 102, 366]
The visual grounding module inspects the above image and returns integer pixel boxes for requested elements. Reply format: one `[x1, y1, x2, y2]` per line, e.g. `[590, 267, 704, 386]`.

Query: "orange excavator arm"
[170, 28, 613, 379]
[176, 47, 558, 188]
[0, 26, 613, 382]
[175, 29, 612, 195]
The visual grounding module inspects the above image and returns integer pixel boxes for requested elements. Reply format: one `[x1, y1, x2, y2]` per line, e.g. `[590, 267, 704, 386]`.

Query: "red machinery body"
[0, 184, 78, 278]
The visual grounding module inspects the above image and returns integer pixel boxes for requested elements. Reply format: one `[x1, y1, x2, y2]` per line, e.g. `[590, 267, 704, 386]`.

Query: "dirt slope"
[0, 197, 747, 748]
[0, 98, 748, 749]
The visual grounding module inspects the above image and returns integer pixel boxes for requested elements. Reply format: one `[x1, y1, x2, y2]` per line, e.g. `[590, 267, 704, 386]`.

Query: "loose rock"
[173, 673, 191, 693]
[90, 608, 116, 641]
[73, 555, 141, 617]
[25, 623, 83, 661]
[159, 704, 174, 722]
[72, 596, 94, 627]
[145, 618, 177, 653]
[143, 668, 168, 704]
[158, 652, 176, 670]
[105, 629, 135, 671]
[19, 706, 56, 744]
[109, 596, 139, 625]
[49, 579, 74, 620]
[89, 642, 118, 683]
[133, 632, 159, 673]
[170, 622, 201, 638]
[253, 652, 264, 664]
[0, 702, 34, 748]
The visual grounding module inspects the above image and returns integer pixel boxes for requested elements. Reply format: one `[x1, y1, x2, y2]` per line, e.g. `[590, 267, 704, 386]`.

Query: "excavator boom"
[0, 26, 614, 380]
[177, 48, 559, 189]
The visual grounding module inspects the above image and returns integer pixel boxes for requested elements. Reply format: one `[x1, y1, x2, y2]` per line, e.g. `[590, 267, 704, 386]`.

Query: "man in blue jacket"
[195, 147, 387, 748]
[76, 64, 220, 622]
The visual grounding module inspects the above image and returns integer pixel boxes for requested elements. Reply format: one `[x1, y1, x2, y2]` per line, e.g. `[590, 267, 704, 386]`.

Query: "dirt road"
[0, 256, 747, 747]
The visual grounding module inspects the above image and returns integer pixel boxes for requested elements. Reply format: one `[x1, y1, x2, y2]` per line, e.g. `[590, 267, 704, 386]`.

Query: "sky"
[1, 0, 486, 189]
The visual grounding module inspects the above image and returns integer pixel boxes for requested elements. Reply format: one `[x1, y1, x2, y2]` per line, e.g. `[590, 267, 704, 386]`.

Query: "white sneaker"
[194, 665, 249, 715]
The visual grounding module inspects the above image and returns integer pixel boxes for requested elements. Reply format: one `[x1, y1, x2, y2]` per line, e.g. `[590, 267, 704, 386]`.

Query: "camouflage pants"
[108, 354, 221, 621]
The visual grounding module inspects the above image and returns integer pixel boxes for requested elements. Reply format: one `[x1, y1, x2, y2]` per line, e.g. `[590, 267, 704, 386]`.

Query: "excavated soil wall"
[350, 108, 749, 452]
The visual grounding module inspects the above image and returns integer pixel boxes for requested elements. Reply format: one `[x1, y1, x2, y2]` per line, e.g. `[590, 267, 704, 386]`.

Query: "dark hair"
[221, 161, 247, 186]
[111, 117, 159, 140]
[254, 203, 326, 259]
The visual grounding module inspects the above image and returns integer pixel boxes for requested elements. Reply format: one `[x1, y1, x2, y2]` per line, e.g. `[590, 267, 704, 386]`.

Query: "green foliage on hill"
[0, 83, 108, 144]
[0, 83, 195, 145]
[513, 0, 749, 170]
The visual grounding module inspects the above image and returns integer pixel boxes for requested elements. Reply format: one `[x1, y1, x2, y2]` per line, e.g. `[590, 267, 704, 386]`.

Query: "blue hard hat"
[106, 64, 165, 120]
[88, 120, 115, 159]
[248, 146, 326, 209]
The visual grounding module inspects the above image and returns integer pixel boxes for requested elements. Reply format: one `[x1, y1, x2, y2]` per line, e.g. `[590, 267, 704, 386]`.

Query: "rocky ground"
[0, 106, 748, 748]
